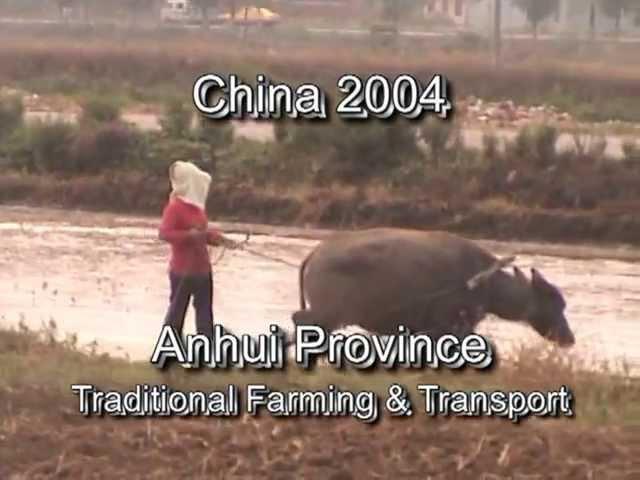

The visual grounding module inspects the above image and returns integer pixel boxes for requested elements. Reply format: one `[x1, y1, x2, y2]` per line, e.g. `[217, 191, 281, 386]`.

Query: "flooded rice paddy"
[1, 205, 639, 375]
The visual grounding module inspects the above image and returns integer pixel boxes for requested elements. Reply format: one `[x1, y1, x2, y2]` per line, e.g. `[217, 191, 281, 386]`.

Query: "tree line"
[512, 0, 640, 38]
[380, 0, 640, 37]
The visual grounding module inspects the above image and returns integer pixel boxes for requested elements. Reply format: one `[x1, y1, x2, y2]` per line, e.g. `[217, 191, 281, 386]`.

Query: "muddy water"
[1, 205, 639, 375]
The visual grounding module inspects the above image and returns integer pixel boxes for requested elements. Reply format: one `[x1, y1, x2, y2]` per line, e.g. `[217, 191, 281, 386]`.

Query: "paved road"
[2, 16, 640, 43]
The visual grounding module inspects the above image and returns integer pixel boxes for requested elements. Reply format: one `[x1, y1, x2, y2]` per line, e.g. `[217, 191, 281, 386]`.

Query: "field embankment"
[3, 171, 640, 247]
[2, 31, 640, 246]
[2, 29, 640, 123]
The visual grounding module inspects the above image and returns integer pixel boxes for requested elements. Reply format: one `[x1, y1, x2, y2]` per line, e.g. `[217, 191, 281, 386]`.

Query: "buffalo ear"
[531, 268, 564, 302]
[513, 266, 528, 284]
[531, 268, 548, 286]
[530, 268, 557, 296]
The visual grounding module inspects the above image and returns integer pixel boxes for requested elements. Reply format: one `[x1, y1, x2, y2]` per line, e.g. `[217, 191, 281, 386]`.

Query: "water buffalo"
[291, 228, 575, 347]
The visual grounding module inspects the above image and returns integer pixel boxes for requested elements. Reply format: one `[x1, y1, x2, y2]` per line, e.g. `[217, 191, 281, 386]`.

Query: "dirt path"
[2, 380, 637, 479]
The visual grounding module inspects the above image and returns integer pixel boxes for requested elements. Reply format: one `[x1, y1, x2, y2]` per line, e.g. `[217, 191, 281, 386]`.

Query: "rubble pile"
[460, 96, 574, 127]
[1, 87, 80, 114]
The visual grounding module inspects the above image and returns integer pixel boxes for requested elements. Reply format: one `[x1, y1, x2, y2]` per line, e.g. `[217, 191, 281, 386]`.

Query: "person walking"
[158, 160, 237, 340]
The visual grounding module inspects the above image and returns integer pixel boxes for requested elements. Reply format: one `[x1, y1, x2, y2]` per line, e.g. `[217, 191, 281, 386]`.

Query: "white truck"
[160, 0, 203, 24]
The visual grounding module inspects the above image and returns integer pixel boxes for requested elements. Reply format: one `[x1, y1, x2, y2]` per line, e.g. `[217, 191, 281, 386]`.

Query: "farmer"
[158, 160, 237, 339]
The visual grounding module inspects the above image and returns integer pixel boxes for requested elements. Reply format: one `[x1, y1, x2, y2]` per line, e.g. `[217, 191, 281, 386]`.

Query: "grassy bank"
[1, 323, 639, 478]
[3, 170, 640, 246]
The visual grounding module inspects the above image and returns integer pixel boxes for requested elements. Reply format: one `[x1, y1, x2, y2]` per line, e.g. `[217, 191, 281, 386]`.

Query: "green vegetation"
[6, 120, 76, 173]
[80, 95, 122, 125]
[159, 97, 192, 139]
[7, 104, 635, 215]
[1, 98, 145, 174]
[0, 93, 23, 141]
[2, 89, 640, 244]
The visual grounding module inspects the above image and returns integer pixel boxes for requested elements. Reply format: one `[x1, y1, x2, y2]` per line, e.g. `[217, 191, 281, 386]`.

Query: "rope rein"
[211, 231, 299, 268]
[237, 245, 300, 268]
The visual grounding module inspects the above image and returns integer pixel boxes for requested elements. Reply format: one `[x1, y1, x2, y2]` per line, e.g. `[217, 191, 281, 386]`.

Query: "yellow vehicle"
[218, 6, 281, 26]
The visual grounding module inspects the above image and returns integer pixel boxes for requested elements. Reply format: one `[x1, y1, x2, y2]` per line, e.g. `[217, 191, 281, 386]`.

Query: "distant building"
[558, 0, 638, 34]
[464, 0, 560, 33]
[422, 0, 638, 34]
[423, 0, 468, 27]
[424, 0, 469, 25]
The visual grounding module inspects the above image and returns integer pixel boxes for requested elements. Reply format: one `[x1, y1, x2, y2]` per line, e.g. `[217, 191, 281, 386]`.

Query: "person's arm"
[207, 227, 241, 249]
[206, 227, 225, 246]
[158, 203, 204, 244]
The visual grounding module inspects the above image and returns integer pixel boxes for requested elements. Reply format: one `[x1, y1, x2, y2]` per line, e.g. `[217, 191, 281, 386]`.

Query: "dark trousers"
[163, 271, 214, 339]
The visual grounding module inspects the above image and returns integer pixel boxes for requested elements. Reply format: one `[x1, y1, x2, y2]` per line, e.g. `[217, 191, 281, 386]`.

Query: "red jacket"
[158, 197, 224, 275]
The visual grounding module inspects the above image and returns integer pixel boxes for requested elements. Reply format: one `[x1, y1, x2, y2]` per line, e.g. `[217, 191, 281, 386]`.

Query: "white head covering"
[169, 161, 212, 210]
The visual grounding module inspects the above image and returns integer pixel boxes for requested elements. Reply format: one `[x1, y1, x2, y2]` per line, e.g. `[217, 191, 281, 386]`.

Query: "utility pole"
[493, 0, 502, 68]
[589, 2, 596, 42]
